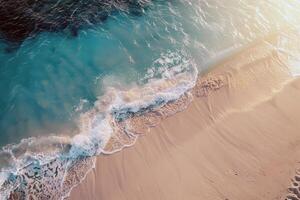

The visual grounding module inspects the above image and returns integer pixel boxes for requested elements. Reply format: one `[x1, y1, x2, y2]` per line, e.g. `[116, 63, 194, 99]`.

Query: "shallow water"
[0, 0, 299, 199]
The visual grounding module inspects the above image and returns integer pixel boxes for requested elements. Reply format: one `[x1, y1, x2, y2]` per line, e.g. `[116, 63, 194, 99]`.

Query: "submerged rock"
[0, 0, 150, 43]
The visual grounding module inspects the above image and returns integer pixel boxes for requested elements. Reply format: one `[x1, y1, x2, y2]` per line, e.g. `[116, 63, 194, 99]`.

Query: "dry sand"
[69, 33, 300, 200]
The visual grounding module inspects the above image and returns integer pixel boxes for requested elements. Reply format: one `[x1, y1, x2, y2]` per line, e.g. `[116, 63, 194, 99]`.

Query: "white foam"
[70, 115, 112, 157]
[0, 51, 198, 199]
[105, 51, 197, 120]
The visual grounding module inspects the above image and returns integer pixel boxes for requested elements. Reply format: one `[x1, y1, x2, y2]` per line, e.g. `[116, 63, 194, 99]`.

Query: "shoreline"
[69, 31, 300, 200]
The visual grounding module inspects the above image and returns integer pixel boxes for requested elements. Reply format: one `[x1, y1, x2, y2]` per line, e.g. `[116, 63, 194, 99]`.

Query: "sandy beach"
[69, 32, 300, 200]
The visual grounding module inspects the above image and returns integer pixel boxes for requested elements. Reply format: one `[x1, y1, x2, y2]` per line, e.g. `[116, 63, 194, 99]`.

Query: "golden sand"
[69, 32, 300, 200]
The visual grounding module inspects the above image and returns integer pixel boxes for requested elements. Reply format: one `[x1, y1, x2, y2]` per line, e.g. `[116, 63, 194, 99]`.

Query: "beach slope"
[69, 33, 300, 200]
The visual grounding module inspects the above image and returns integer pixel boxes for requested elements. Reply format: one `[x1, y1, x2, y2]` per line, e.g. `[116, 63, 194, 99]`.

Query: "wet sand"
[69, 33, 300, 200]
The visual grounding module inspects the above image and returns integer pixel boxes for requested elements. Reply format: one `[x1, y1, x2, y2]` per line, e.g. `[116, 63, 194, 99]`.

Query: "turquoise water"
[1, 0, 298, 147]
[0, 0, 299, 199]
[0, 0, 231, 146]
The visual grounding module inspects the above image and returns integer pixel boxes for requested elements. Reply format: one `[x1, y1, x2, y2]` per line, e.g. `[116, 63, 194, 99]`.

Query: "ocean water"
[0, 0, 299, 199]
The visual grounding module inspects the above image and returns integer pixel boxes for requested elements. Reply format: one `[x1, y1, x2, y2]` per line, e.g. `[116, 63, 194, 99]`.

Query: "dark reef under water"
[0, 0, 150, 45]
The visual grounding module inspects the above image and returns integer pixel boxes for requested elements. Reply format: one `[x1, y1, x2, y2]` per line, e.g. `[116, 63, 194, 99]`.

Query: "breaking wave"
[0, 0, 300, 199]
[0, 51, 198, 199]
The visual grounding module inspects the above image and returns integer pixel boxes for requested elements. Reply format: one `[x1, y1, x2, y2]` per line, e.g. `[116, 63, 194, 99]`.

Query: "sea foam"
[0, 51, 198, 200]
